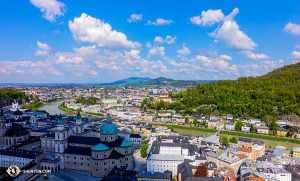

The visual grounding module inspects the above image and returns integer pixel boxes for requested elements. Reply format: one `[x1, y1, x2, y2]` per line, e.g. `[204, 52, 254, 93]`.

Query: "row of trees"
[140, 141, 149, 158]
[75, 97, 99, 105]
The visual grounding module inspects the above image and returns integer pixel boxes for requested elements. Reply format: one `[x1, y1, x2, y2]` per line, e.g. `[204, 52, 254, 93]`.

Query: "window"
[81, 157, 83, 160]
[74, 162, 76, 164]
[81, 163, 83, 165]
[95, 163, 98, 166]
[112, 161, 115, 164]
[74, 156, 76, 159]
[96, 169, 98, 171]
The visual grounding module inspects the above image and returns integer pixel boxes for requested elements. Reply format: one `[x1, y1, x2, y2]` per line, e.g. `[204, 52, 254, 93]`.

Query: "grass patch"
[153, 123, 300, 144]
[221, 130, 300, 144]
[153, 123, 217, 133]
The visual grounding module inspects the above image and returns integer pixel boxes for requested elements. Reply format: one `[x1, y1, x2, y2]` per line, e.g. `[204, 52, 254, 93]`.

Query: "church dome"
[13, 108, 22, 116]
[120, 139, 134, 148]
[100, 114, 118, 135]
[91, 143, 109, 151]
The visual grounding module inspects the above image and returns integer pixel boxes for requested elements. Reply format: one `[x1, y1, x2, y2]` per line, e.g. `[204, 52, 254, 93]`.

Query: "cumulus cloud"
[69, 13, 141, 50]
[177, 45, 191, 55]
[190, 9, 224, 26]
[148, 46, 165, 58]
[289, 51, 300, 59]
[48, 67, 63, 75]
[219, 54, 232, 61]
[211, 8, 257, 50]
[284, 22, 300, 36]
[147, 18, 172, 26]
[30, 0, 66, 22]
[89, 70, 98, 76]
[55, 53, 84, 64]
[73, 45, 99, 56]
[240, 51, 269, 60]
[127, 14, 143, 23]
[35, 41, 52, 56]
[154, 35, 176, 44]
[146, 41, 152, 48]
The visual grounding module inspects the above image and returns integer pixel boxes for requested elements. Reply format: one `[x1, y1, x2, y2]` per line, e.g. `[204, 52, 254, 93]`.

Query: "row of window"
[66, 156, 90, 161]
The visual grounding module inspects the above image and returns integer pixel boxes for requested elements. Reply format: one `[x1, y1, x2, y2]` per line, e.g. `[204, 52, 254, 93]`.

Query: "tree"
[250, 124, 257, 133]
[194, 163, 208, 177]
[235, 120, 243, 131]
[286, 131, 291, 137]
[193, 119, 198, 125]
[264, 115, 274, 127]
[185, 117, 189, 124]
[229, 137, 238, 144]
[117, 99, 121, 104]
[270, 120, 278, 135]
[219, 135, 229, 147]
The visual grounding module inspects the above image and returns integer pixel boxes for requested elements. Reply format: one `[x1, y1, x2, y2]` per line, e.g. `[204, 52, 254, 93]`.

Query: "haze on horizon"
[0, 0, 300, 83]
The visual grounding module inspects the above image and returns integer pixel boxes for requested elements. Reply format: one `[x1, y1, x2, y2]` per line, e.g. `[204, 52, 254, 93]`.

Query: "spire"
[107, 114, 111, 120]
[76, 110, 82, 120]
[57, 113, 64, 125]
[0, 107, 4, 118]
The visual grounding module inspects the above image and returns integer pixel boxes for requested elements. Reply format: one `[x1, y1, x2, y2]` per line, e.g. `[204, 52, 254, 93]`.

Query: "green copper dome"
[76, 110, 82, 120]
[57, 113, 64, 125]
[91, 143, 109, 151]
[120, 139, 134, 147]
[100, 115, 118, 135]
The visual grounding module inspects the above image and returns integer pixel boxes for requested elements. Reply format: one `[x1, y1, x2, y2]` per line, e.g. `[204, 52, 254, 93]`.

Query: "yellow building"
[208, 120, 217, 128]
[293, 147, 300, 158]
[276, 129, 288, 137]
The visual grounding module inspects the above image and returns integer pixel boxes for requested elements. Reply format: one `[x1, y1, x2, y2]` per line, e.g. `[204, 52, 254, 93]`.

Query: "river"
[38, 100, 66, 115]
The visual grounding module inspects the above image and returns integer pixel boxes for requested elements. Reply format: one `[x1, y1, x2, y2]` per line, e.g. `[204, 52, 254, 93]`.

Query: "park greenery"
[75, 97, 100, 105]
[143, 63, 300, 120]
[140, 140, 149, 158]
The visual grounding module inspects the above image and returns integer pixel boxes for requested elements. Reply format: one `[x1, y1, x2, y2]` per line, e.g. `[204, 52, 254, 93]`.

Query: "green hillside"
[0, 88, 27, 107]
[147, 63, 300, 119]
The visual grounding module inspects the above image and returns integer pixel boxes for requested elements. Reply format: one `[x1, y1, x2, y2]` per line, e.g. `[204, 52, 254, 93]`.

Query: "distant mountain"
[129, 77, 215, 87]
[101, 77, 151, 86]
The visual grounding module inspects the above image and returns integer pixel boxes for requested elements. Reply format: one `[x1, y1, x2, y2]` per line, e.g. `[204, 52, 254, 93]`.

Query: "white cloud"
[154, 35, 176, 44]
[48, 67, 63, 75]
[0, 69, 9, 75]
[30, 0, 66, 22]
[55, 53, 84, 64]
[148, 46, 165, 58]
[219, 54, 232, 61]
[146, 41, 152, 48]
[147, 18, 172, 26]
[127, 14, 143, 23]
[295, 45, 300, 49]
[210, 8, 257, 50]
[190, 9, 224, 26]
[89, 70, 98, 76]
[69, 13, 141, 50]
[284, 22, 300, 36]
[73, 45, 99, 56]
[30, 68, 43, 75]
[290, 51, 300, 59]
[177, 45, 191, 55]
[35, 41, 52, 56]
[240, 51, 269, 60]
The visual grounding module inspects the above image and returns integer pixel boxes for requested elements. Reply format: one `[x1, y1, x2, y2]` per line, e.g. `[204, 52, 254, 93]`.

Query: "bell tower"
[74, 110, 84, 135]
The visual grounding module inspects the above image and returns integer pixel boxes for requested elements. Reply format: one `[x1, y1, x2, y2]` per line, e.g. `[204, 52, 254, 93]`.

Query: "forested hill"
[166, 63, 300, 119]
[0, 89, 27, 107]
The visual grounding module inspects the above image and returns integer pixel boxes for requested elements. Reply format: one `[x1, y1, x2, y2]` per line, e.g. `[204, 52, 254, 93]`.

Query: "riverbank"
[153, 123, 300, 149]
[58, 102, 104, 118]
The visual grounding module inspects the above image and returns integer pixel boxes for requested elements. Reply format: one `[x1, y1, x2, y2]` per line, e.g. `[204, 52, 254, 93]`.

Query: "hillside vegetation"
[148, 63, 300, 119]
[0, 89, 27, 107]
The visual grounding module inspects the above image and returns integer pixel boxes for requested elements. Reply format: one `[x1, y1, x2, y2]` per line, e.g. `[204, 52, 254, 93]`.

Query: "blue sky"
[1, 0, 300, 83]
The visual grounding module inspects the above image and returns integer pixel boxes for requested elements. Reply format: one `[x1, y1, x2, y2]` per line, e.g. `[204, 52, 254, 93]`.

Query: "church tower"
[0, 108, 6, 144]
[54, 113, 68, 169]
[74, 110, 84, 135]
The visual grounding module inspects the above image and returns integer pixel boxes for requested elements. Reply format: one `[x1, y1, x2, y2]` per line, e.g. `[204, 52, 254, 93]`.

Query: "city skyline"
[1, 0, 300, 83]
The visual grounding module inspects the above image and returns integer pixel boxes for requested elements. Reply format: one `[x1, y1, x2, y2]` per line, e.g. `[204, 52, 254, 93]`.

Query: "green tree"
[185, 117, 189, 124]
[219, 135, 229, 147]
[235, 120, 243, 131]
[250, 124, 257, 133]
[193, 119, 198, 125]
[117, 99, 121, 104]
[229, 137, 238, 144]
